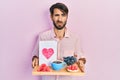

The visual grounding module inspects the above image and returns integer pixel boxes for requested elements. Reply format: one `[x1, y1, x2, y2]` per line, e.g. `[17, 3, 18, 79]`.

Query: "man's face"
[51, 8, 68, 30]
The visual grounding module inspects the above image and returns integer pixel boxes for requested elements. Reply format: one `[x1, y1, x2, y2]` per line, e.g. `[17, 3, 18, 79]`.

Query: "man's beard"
[53, 21, 67, 30]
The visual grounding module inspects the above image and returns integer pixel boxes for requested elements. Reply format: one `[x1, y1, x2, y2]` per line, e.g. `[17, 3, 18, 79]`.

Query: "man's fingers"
[32, 58, 38, 68]
[79, 60, 84, 66]
[78, 60, 85, 72]
[32, 59, 35, 68]
[35, 58, 39, 66]
[79, 66, 84, 72]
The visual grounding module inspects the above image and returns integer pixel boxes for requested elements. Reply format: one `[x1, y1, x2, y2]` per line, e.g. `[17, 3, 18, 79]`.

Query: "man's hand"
[32, 56, 39, 68]
[78, 58, 86, 72]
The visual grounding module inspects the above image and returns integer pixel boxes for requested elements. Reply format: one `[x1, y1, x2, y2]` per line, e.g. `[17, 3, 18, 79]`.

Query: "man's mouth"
[58, 22, 63, 25]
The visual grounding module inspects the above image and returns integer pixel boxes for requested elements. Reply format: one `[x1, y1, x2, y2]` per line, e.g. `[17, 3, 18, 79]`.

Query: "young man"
[32, 3, 86, 80]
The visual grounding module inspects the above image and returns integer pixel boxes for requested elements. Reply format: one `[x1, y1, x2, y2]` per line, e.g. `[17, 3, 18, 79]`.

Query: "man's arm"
[32, 36, 39, 68]
[74, 36, 86, 72]
[32, 32, 46, 68]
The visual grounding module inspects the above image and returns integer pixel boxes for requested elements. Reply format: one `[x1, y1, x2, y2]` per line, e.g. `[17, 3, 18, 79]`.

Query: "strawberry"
[37, 63, 51, 72]
[71, 66, 74, 70]
[41, 64, 47, 67]
[46, 66, 50, 72]
[68, 66, 71, 70]
[67, 65, 78, 70]
[67, 65, 71, 70]
[73, 66, 77, 70]
[42, 67, 47, 72]
[40, 66, 44, 71]
[37, 66, 43, 72]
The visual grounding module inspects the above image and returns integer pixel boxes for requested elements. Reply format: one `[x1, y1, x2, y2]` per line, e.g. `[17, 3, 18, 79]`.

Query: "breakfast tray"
[32, 64, 85, 76]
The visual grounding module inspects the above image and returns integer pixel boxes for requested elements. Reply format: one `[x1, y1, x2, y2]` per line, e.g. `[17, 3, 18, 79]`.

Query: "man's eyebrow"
[54, 14, 59, 16]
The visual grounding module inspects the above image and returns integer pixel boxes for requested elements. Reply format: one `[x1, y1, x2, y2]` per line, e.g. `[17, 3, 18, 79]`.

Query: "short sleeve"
[31, 35, 40, 57]
[74, 37, 85, 60]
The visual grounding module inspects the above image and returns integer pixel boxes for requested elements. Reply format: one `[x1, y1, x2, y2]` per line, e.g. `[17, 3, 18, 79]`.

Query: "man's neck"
[54, 27, 66, 40]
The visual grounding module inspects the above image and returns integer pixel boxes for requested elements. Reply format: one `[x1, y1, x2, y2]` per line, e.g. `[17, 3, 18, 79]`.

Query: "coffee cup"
[51, 60, 66, 71]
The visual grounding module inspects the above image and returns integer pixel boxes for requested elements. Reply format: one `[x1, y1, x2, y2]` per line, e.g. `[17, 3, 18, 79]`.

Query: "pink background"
[0, 0, 120, 80]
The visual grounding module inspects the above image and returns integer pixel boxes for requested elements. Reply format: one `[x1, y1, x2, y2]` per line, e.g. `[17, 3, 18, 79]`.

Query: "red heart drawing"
[42, 48, 54, 59]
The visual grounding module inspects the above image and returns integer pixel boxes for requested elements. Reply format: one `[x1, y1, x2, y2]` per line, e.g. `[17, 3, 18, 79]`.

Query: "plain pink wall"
[0, 0, 120, 80]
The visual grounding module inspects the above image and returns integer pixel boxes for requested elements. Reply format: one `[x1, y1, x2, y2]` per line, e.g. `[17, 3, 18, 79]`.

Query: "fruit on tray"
[37, 64, 51, 72]
[63, 56, 77, 66]
[66, 65, 79, 72]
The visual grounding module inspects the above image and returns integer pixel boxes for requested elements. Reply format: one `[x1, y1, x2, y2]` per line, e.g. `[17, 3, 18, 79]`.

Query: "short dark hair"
[50, 3, 69, 15]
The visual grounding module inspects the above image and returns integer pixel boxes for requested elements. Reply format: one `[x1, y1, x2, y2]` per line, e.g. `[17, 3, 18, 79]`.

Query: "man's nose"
[58, 16, 62, 21]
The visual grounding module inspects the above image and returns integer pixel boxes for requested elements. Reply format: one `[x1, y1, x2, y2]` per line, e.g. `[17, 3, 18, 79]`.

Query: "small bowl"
[51, 60, 66, 71]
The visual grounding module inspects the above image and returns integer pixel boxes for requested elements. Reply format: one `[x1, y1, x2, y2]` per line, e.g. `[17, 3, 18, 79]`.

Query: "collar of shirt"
[51, 28, 70, 39]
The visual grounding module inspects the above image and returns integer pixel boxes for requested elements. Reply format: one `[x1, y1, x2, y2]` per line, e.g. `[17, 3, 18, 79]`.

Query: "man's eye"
[62, 14, 66, 16]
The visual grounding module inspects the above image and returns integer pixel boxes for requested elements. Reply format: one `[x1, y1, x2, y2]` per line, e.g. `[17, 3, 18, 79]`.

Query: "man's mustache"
[57, 21, 63, 23]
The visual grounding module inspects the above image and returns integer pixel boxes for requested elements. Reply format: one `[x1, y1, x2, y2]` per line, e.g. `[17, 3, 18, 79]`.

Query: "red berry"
[46, 66, 50, 72]
[37, 64, 51, 72]
[40, 67, 44, 71]
[41, 64, 47, 67]
[37, 66, 42, 71]
[73, 66, 77, 70]
[41, 67, 46, 72]
[71, 66, 74, 70]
